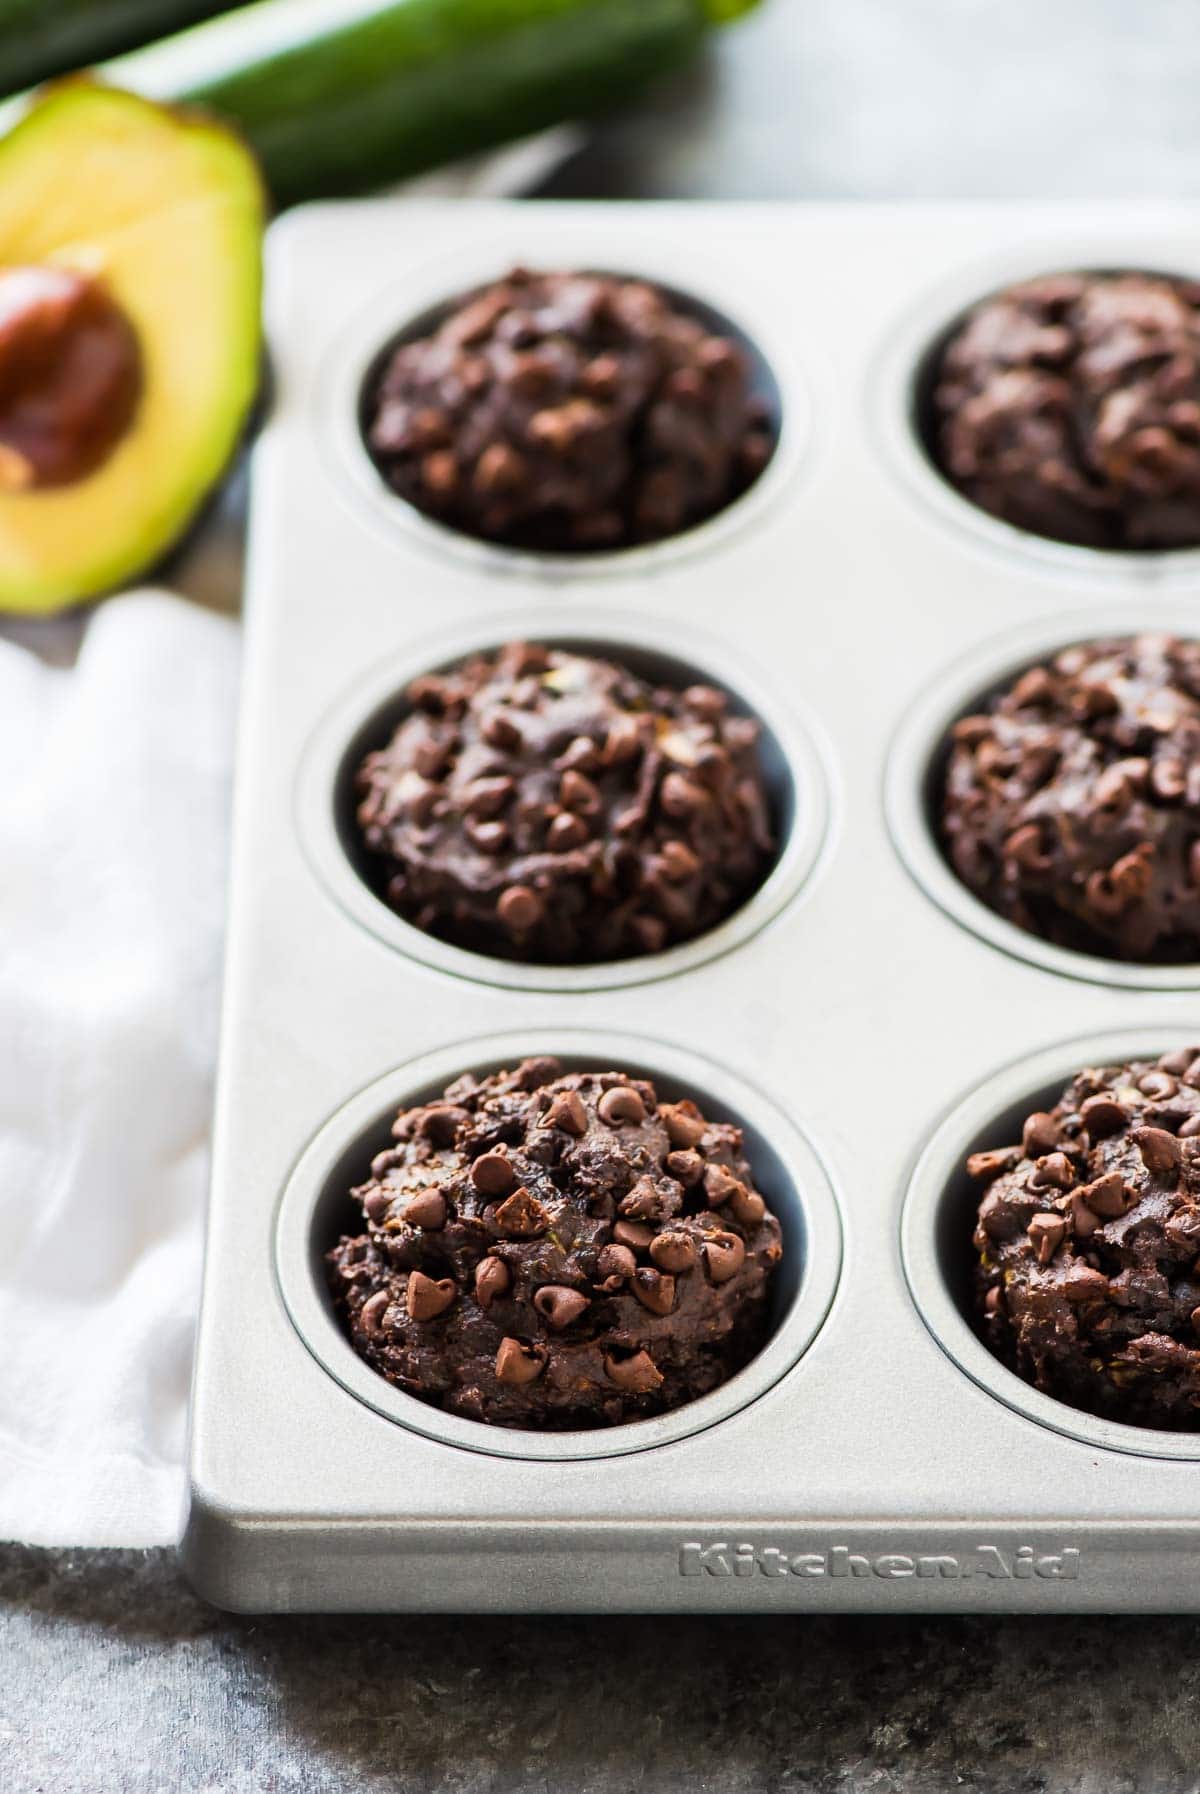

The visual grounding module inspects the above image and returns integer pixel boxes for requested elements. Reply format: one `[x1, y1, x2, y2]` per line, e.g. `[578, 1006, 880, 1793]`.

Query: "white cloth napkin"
[0, 593, 238, 1546]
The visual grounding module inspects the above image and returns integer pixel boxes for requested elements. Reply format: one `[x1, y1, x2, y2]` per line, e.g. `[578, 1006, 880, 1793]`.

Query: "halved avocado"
[0, 83, 262, 614]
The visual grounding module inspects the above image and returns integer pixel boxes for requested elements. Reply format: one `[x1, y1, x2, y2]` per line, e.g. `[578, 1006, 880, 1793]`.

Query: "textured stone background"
[10, 2, 1200, 1789]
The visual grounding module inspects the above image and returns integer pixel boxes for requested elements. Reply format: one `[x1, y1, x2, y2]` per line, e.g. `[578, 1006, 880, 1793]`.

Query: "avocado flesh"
[0, 84, 262, 614]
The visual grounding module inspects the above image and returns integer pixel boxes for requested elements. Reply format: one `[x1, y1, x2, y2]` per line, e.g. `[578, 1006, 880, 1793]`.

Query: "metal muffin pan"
[185, 201, 1200, 1614]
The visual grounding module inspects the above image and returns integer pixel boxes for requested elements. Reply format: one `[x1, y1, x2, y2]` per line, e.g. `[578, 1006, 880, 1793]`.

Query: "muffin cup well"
[884, 603, 1200, 990]
[274, 1029, 843, 1464]
[296, 609, 832, 993]
[321, 239, 808, 581]
[901, 1025, 1200, 1462]
[870, 242, 1200, 586]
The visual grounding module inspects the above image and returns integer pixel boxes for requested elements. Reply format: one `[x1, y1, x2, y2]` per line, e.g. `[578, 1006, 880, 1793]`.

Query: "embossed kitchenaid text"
[678, 1542, 1081, 1581]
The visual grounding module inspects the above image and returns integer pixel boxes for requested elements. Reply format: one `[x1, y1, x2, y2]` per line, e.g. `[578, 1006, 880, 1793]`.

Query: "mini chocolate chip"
[703, 1164, 741, 1208]
[966, 1146, 1020, 1180]
[1026, 1211, 1067, 1265]
[1030, 1151, 1075, 1190]
[659, 840, 701, 882]
[403, 1188, 447, 1230]
[363, 1187, 393, 1224]
[497, 884, 544, 932]
[620, 1175, 666, 1219]
[406, 1270, 457, 1321]
[494, 1186, 550, 1237]
[1080, 1094, 1129, 1138]
[598, 1085, 646, 1125]
[419, 1104, 469, 1146]
[632, 1268, 676, 1315]
[597, 1243, 637, 1281]
[495, 1338, 545, 1385]
[665, 1149, 704, 1187]
[729, 1185, 767, 1228]
[542, 1089, 588, 1137]
[1132, 1126, 1182, 1172]
[466, 818, 509, 855]
[547, 811, 589, 851]
[703, 1231, 746, 1283]
[1076, 1170, 1128, 1217]
[481, 710, 522, 751]
[559, 768, 600, 812]
[474, 1256, 510, 1309]
[660, 1101, 708, 1149]
[649, 1231, 697, 1273]
[1069, 1192, 1103, 1238]
[471, 1150, 516, 1196]
[359, 1290, 391, 1335]
[602, 713, 642, 765]
[533, 1285, 590, 1329]
[1139, 1070, 1179, 1100]
[613, 1219, 654, 1252]
[603, 1349, 663, 1393]
[660, 771, 708, 817]
[463, 775, 515, 819]
[1022, 1111, 1061, 1157]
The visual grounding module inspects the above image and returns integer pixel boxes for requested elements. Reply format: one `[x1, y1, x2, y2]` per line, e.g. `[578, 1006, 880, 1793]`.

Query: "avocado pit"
[0, 264, 141, 490]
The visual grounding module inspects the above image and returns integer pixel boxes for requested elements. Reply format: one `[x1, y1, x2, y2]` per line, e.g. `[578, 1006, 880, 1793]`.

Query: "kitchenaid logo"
[678, 1541, 1081, 1582]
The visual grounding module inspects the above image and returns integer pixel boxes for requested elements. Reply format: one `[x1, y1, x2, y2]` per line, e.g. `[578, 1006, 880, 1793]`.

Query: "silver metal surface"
[185, 200, 1200, 1614]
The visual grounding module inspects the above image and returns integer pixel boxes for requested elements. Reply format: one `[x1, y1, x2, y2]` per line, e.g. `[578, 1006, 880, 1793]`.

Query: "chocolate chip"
[547, 812, 589, 851]
[1080, 1094, 1129, 1138]
[1022, 1111, 1061, 1157]
[359, 1290, 391, 1335]
[559, 768, 600, 813]
[481, 709, 523, 751]
[729, 1185, 767, 1228]
[665, 1149, 704, 1187]
[1132, 1126, 1182, 1172]
[703, 1231, 746, 1283]
[649, 1231, 697, 1273]
[1026, 1211, 1068, 1265]
[419, 1104, 469, 1146]
[474, 1256, 510, 1309]
[612, 1219, 654, 1252]
[620, 1175, 667, 1220]
[362, 1187, 393, 1224]
[471, 1149, 516, 1196]
[659, 840, 702, 882]
[632, 1268, 676, 1315]
[463, 775, 515, 819]
[466, 818, 509, 855]
[493, 1186, 550, 1238]
[703, 1164, 741, 1208]
[598, 1085, 646, 1125]
[541, 1089, 588, 1137]
[406, 1270, 457, 1321]
[660, 771, 708, 818]
[497, 884, 544, 932]
[533, 1285, 590, 1329]
[597, 1243, 637, 1281]
[1076, 1170, 1128, 1217]
[1030, 1151, 1075, 1190]
[402, 1187, 447, 1230]
[603, 1349, 663, 1393]
[1069, 1192, 1103, 1238]
[660, 1101, 708, 1149]
[1139, 1070, 1179, 1100]
[966, 1146, 1020, 1180]
[495, 1337, 545, 1384]
[1161, 1048, 1200, 1075]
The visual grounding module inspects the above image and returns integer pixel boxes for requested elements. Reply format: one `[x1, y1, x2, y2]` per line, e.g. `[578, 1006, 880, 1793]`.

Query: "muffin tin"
[183, 201, 1200, 1613]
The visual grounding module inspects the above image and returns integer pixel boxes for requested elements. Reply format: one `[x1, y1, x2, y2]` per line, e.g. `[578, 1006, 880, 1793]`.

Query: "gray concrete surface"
[10, 2, 1200, 1788]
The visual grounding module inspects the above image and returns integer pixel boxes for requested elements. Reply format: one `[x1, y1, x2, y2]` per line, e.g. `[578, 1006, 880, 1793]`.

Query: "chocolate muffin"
[971, 1049, 1200, 1430]
[354, 641, 776, 964]
[326, 1055, 784, 1430]
[364, 267, 776, 550]
[940, 634, 1200, 963]
[929, 270, 1200, 549]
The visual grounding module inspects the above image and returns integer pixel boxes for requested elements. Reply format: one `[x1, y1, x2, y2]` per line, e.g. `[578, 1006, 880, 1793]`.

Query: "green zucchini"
[0, 1, 240, 97]
[97, 0, 761, 208]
